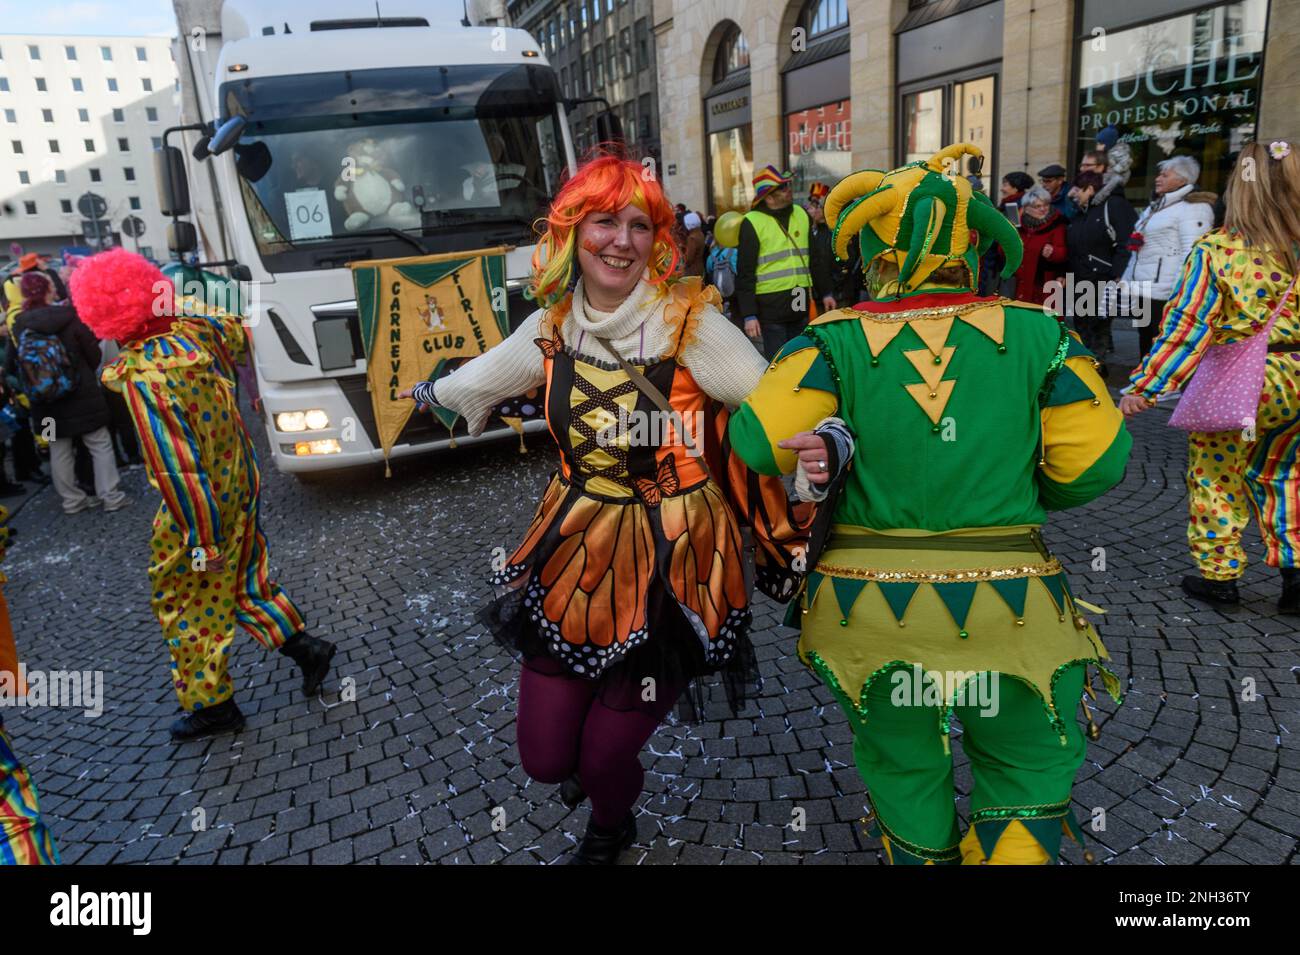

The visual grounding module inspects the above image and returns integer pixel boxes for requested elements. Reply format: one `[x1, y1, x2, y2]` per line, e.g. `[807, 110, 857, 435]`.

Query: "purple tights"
[517, 657, 680, 829]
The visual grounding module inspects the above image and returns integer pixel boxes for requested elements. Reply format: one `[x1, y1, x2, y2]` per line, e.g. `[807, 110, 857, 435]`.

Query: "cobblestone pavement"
[4, 336, 1298, 865]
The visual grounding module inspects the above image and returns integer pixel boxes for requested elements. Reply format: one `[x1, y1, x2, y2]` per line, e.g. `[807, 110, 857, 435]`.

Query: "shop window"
[1074, 0, 1268, 200]
[900, 75, 996, 187]
[788, 100, 852, 197]
[708, 125, 753, 216]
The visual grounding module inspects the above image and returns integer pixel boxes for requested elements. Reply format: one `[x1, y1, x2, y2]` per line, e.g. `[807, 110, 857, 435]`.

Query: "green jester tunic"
[729, 292, 1132, 744]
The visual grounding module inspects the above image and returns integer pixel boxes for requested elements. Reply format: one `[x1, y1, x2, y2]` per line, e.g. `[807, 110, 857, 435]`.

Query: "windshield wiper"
[319, 228, 427, 255]
[424, 213, 536, 233]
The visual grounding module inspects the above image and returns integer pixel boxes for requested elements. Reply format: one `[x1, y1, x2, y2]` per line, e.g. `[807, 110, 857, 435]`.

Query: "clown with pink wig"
[69, 249, 336, 742]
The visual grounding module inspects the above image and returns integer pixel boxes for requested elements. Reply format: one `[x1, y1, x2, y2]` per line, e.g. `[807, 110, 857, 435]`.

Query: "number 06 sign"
[284, 188, 332, 241]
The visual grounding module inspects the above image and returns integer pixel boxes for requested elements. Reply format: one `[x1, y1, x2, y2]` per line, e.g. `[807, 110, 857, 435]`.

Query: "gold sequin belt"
[812, 558, 1065, 583]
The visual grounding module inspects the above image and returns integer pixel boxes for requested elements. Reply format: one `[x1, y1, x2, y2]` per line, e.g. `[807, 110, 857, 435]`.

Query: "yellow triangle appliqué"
[859, 317, 908, 357]
[903, 347, 956, 390]
[910, 315, 955, 356]
[957, 304, 1006, 345]
[904, 379, 957, 425]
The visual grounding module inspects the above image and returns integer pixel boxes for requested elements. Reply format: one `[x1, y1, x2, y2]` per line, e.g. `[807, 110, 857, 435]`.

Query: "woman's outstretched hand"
[778, 431, 832, 484]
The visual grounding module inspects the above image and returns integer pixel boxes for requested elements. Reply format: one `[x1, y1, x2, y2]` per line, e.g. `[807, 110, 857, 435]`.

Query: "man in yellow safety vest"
[737, 166, 834, 357]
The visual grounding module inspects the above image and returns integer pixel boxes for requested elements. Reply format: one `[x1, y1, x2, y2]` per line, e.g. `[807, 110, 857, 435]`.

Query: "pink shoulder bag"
[1168, 272, 1298, 432]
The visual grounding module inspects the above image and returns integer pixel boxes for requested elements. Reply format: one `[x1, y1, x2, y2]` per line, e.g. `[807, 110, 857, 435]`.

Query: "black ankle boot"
[1280, 569, 1300, 615]
[559, 774, 586, 809]
[569, 812, 636, 865]
[279, 632, 336, 697]
[1181, 574, 1241, 606]
[170, 699, 245, 741]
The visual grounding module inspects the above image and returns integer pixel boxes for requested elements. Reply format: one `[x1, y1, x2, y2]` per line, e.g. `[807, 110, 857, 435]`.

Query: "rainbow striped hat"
[752, 165, 793, 205]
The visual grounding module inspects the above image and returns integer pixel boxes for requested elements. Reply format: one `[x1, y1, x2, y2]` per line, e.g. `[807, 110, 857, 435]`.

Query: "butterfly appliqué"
[534, 325, 563, 359]
[634, 456, 680, 507]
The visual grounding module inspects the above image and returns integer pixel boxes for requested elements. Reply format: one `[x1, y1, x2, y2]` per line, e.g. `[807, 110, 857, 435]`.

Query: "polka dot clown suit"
[102, 297, 305, 712]
[1130, 232, 1300, 581]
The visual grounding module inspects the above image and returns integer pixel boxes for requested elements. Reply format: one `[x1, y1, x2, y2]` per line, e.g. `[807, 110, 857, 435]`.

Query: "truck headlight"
[293, 439, 341, 456]
[275, 409, 329, 432]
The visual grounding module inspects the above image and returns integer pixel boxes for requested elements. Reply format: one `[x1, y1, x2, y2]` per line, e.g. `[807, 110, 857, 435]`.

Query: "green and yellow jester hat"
[825, 143, 1023, 294]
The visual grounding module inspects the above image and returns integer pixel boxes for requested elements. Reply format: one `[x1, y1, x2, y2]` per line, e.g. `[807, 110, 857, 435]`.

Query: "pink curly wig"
[68, 248, 174, 341]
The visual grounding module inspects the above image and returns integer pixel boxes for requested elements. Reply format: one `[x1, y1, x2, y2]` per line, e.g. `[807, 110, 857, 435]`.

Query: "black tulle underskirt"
[477, 576, 760, 722]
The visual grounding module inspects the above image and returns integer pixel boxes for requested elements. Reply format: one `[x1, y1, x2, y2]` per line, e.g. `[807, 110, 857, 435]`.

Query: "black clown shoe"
[1280, 569, 1300, 615]
[279, 632, 336, 697]
[559, 774, 586, 809]
[170, 699, 245, 742]
[568, 812, 637, 865]
[1181, 574, 1241, 606]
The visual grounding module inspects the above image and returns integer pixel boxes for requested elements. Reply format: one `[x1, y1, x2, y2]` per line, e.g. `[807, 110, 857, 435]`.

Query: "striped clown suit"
[103, 298, 305, 712]
[1130, 231, 1300, 580]
[0, 506, 60, 864]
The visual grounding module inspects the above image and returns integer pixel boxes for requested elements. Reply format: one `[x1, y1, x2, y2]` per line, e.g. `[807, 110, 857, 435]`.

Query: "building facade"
[0, 33, 180, 265]
[508, 0, 662, 165]
[655, 0, 1299, 215]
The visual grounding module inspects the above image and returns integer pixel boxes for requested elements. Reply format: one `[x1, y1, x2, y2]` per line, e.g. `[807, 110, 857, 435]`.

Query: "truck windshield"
[220, 62, 565, 270]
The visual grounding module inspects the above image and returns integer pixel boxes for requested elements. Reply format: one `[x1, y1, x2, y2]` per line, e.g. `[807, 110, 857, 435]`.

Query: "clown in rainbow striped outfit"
[0, 505, 60, 864]
[729, 144, 1132, 864]
[69, 250, 336, 742]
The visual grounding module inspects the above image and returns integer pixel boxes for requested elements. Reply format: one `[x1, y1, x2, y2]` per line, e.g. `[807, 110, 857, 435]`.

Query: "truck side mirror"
[230, 264, 252, 282]
[168, 220, 198, 255]
[208, 115, 247, 156]
[595, 109, 623, 145]
[155, 146, 191, 217]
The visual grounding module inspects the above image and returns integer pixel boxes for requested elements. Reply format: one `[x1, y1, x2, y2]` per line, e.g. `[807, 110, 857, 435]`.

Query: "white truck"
[163, 0, 592, 473]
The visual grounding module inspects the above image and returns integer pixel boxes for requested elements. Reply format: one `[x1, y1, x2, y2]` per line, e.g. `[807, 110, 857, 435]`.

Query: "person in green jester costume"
[728, 143, 1133, 865]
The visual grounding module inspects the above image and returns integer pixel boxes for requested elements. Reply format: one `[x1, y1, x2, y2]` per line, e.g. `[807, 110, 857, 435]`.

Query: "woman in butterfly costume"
[404, 154, 809, 864]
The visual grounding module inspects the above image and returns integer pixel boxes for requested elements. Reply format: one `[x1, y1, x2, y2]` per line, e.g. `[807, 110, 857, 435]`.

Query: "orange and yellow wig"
[527, 152, 679, 308]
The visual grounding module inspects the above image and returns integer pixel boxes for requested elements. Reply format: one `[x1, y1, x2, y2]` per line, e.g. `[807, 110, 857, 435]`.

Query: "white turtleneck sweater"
[432, 278, 768, 435]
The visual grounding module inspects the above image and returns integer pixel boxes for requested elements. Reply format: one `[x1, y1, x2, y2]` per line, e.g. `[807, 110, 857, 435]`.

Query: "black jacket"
[809, 222, 847, 306]
[1067, 194, 1138, 282]
[737, 204, 809, 326]
[6, 305, 109, 438]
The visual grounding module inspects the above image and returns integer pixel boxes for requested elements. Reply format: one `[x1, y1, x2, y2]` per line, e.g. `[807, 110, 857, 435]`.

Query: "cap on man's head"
[683, 212, 701, 231]
[1037, 164, 1067, 179]
[18, 252, 46, 272]
[752, 165, 793, 204]
[1096, 125, 1120, 149]
[808, 181, 830, 203]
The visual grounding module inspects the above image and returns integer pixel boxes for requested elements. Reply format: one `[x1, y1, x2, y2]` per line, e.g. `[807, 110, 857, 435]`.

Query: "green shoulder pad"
[1043, 364, 1096, 408]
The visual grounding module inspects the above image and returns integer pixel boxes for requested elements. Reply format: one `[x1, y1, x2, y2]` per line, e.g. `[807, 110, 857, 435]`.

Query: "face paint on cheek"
[581, 239, 604, 256]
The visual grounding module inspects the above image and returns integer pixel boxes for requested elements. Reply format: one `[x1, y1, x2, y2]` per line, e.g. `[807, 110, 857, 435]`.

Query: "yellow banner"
[351, 247, 510, 467]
